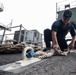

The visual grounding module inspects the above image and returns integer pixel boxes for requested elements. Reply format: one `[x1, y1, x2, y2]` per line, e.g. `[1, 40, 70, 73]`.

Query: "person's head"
[62, 10, 72, 25]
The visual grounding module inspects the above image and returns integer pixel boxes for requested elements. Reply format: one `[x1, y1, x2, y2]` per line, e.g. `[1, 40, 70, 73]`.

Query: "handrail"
[56, 0, 76, 12]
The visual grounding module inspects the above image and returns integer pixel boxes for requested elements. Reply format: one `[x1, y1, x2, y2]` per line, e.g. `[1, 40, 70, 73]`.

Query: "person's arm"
[51, 21, 60, 51]
[71, 36, 76, 44]
[52, 31, 58, 45]
[69, 24, 76, 49]
[52, 31, 60, 51]
[68, 36, 76, 49]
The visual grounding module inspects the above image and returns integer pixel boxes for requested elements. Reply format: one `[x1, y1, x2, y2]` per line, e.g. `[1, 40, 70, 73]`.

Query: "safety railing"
[56, 0, 76, 13]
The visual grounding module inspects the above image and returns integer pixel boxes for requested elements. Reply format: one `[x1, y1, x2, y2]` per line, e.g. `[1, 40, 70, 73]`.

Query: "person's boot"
[43, 47, 51, 52]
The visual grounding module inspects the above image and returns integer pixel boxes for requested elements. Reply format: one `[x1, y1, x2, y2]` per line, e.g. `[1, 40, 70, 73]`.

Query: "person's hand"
[53, 44, 60, 51]
[68, 42, 74, 49]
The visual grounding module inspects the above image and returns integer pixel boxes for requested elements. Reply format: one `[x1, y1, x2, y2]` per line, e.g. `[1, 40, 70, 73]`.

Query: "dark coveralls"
[44, 20, 76, 51]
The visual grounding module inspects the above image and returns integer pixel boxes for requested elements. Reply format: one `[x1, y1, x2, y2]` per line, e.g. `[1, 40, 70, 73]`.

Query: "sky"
[0, 0, 74, 34]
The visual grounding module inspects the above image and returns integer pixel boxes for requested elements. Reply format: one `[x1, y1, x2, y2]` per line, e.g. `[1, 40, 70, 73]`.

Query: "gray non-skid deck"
[0, 52, 76, 75]
[0, 53, 22, 66]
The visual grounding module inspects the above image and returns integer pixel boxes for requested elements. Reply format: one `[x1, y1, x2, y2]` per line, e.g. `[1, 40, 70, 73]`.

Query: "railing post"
[18, 24, 22, 43]
[0, 29, 6, 44]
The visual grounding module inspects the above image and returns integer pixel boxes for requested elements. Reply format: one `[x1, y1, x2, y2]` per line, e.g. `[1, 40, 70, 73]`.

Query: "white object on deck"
[3, 58, 40, 71]
[0, 47, 41, 71]
[22, 47, 34, 60]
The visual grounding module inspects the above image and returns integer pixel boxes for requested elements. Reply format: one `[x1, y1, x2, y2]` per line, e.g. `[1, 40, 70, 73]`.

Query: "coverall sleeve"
[70, 25, 76, 37]
[51, 21, 59, 32]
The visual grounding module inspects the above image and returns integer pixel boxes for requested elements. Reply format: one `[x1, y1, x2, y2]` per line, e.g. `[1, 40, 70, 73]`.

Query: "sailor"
[52, 10, 76, 51]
